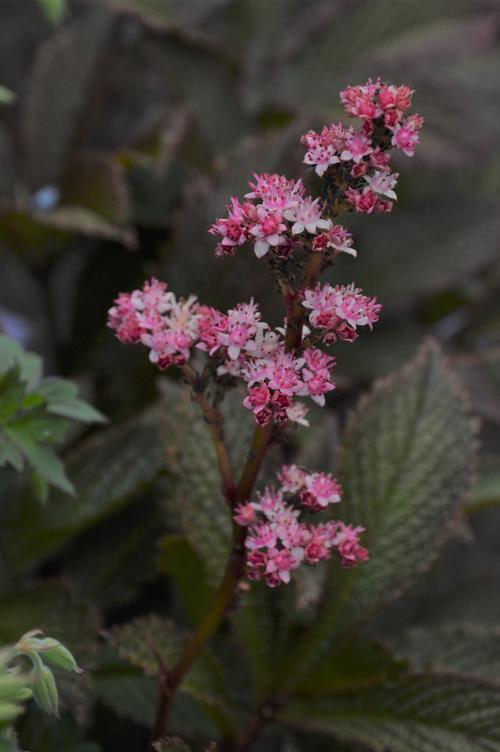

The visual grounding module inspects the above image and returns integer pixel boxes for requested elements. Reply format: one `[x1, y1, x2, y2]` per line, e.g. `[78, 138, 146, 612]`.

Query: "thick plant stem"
[151, 422, 273, 745]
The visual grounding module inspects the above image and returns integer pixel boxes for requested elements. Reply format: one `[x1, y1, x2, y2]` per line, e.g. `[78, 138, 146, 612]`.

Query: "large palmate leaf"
[288, 341, 476, 681]
[281, 674, 500, 752]
[392, 623, 500, 683]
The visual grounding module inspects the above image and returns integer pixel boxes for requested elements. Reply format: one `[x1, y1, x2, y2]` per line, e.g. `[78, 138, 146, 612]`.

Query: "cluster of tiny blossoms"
[302, 78, 422, 215]
[234, 465, 368, 586]
[108, 277, 380, 425]
[108, 79, 421, 587]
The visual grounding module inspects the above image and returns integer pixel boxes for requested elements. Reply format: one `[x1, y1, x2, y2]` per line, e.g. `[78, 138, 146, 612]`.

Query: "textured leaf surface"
[4, 409, 166, 571]
[93, 651, 217, 737]
[290, 341, 476, 679]
[281, 675, 500, 752]
[22, 6, 113, 188]
[107, 614, 229, 713]
[156, 535, 215, 625]
[165, 387, 256, 586]
[393, 624, 500, 682]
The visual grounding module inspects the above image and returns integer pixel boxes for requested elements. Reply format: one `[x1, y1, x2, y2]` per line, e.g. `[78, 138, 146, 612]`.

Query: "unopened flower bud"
[40, 638, 82, 674]
[32, 663, 59, 717]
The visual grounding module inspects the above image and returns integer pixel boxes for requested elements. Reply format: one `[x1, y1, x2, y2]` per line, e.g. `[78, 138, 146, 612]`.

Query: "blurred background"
[1, 0, 500, 749]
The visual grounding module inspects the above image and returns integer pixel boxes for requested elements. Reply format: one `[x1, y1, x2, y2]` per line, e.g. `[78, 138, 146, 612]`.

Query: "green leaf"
[392, 623, 500, 682]
[0, 336, 42, 386]
[280, 675, 500, 752]
[156, 535, 215, 625]
[5, 409, 167, 571]
[0, 649, 29, 729]
[231, 581, 297, 698]
[289, 341, 477, 681]
[167, 388, 255, 587]
[36, 206, 136, 249]
[22, 6, 114, 189]
[4, 431, 74, 497]
[0, 87, 15, 106]
[0, 581, 98, 724]
[106, 614, 231, 715]
[296, 639, 406, 694]
[67, 491, 162, 609]
[37, 378, 106, 424]
[93, 650, 217, 737]
[38, 0, 66, 23]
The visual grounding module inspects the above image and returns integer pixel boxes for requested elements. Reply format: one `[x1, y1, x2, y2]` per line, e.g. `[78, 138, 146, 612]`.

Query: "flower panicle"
[235, 464, 368, 587]
[108, 79, 422, 586]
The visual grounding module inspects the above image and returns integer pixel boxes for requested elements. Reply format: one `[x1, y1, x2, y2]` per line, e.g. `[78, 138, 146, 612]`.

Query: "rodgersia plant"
[109, 79, 423, 744]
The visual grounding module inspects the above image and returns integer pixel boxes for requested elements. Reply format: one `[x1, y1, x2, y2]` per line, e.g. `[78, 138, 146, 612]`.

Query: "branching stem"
[151, 251, 325, 746]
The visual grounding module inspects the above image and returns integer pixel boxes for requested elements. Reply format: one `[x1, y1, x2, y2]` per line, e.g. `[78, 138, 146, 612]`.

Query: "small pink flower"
[391, 121, 420, 157]
[364, 170, 398, 201]
[341, 133, 373, 163]
[234, 504, 257, 526]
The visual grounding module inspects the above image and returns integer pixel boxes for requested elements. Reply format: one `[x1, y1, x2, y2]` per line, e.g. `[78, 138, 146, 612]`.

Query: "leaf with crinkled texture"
[296, 638, 406, 694]
[156, 535, 215, 624]
[66, 491, 162, 609]
[106, 614, 230, 717]
[280, 675, 500, 752]
[288, 341, 476, 681]
[93, 650, 218, 737]
[392, 623, 500, 682]
[165, 387, 256, 586]
[5, 408, 167, 571]
[231, 581, 297, 699]
[22, 6, 114, 189]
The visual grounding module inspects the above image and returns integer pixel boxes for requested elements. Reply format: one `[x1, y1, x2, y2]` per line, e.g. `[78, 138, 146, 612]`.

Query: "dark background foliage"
[1, 1, 500, 750]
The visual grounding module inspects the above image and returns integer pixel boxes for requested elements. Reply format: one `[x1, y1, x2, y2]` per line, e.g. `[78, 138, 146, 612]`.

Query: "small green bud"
[40, 638, 82, 674]
[32, 664, 59, 717]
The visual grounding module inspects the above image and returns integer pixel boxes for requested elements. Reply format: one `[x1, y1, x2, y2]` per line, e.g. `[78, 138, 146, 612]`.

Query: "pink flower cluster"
[301, 78, 422, 214]
[243, 346, 335, 425]
[107, 278, 200, 368]
[235, 465, 368, 586]
[110, 280, 378, 425]
[209, 173, 354, 260]
[303, 283, 382, 344]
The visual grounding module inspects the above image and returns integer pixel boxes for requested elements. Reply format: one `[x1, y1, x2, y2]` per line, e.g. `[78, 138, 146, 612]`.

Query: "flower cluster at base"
[234, 464, 368, 587]
[302, 78, 422, 215]
[108, 277, 380, 425]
